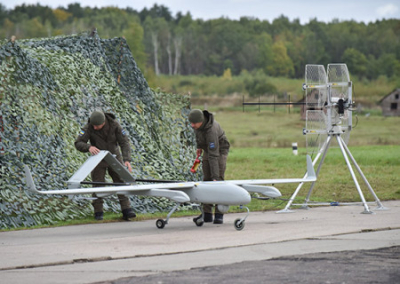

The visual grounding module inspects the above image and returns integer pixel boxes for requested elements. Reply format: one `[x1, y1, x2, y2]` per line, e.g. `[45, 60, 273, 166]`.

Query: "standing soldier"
[189, 109, 230, 224]
[75, 110, 136, 221]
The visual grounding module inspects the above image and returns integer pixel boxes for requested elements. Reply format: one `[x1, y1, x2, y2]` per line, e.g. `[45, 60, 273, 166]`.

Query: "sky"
[2, 0, 400, 24]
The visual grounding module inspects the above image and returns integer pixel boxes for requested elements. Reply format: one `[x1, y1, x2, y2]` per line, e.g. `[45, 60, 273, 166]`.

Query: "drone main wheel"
[195, 219, 204, 227]
[234, 218, 245, 231]
[156, 219, 166, 229]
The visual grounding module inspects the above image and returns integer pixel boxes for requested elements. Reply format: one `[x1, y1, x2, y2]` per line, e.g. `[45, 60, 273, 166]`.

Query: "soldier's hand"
[196, 149, 203, 157]
[89, 146, 100, 155]
[125, 161, 132, 173]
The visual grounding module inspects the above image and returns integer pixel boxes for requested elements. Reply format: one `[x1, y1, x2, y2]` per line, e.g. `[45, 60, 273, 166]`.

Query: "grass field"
[154, 74, 399, 111]
[225, 146, 400, 212]
[197, 108, 400, 211]
[198, 107, 400, 148]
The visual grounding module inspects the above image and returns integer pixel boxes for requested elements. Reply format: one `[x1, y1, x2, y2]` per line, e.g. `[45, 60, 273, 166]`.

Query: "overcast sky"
[2, 0, 400, 24]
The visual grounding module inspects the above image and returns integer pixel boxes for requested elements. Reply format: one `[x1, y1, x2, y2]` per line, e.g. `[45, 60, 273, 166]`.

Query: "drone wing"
[225, 155, 316, 198]
[24, 165, 193, 203]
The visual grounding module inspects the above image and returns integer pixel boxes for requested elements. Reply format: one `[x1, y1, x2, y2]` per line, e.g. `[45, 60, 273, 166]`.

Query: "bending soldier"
[75, 110, 136, 221]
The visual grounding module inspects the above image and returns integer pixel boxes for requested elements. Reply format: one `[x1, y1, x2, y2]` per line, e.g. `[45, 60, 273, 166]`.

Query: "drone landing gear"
[155, 203, 250, 230]
[156, 202, 181, 229]
[192, 205, 250, 230]
[193, 207, 205, 227]
[234, 205, 250, 231]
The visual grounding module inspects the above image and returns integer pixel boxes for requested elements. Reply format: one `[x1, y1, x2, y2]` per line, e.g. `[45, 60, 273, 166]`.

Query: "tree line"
[1, 3, 399, 80]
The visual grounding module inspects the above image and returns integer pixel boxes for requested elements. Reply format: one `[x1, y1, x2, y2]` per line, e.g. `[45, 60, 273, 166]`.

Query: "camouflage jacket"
[74, 113, 131, 163]
[194, 110, 230, 180]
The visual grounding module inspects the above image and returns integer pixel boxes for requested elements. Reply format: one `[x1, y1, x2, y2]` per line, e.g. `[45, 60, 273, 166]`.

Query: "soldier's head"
[90, 111, 106, 130]
[188, 109, 204, 129]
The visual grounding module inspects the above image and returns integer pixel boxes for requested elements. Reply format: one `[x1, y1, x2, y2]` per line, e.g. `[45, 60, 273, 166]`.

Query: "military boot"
[213, 213, 223, 224]
[193, 212, 213, 224]
[122, 208, 136, 221]
[94, 212, 103, 221]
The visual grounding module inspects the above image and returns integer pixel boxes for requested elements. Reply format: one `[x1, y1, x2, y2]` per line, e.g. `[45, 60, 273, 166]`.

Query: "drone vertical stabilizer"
[24, 165, 40, 194]
[305, 155, 316, 181]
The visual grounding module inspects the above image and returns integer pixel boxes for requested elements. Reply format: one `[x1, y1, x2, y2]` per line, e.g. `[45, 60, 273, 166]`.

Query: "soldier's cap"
[90, 111, 105, 126]
[188, 109, 204, 123]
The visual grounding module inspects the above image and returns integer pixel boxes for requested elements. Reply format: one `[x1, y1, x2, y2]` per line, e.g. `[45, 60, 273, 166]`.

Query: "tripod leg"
[336, 136, 374, 214]
[303, 135, 333, 207]
[277, 136, 331, 213]
[340, 138, 388, 211]
[276, 178, 304, 213]
[277, 153, 322, 213]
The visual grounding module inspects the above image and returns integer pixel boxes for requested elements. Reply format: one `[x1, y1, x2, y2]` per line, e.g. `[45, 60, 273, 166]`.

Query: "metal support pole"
[303, 135, 333, 207]
[340, 137, 388, 211]
[336, 135, 373, 214]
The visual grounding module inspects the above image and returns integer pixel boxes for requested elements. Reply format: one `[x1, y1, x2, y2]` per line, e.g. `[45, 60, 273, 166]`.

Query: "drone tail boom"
[24, 164, 193, 203]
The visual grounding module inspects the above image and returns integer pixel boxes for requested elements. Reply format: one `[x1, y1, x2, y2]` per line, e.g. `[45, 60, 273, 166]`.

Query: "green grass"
[216, 108, 400, 209]
[225, 146, 400, 209]
[0, 210, 203, 231]
[198, 108, 400, 148]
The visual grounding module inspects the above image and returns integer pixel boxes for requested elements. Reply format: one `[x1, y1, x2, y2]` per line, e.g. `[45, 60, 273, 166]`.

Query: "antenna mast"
[278, 64, 387, 214]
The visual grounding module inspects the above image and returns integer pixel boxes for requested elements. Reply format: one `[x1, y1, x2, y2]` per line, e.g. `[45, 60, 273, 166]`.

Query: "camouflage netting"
[0, 31, 201, 229]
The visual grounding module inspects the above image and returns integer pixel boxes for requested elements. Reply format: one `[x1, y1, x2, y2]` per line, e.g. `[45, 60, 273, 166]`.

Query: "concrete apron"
[1, 200, 399, 284]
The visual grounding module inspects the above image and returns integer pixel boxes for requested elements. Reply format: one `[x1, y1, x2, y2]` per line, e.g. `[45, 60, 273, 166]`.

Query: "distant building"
[299, 89, 323, 120]
[379, 89, 400, 117]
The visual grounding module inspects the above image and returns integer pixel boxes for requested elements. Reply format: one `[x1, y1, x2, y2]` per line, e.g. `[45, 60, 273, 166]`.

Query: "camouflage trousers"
[202, 154, 228, 214]
[91, 162, 131, 213]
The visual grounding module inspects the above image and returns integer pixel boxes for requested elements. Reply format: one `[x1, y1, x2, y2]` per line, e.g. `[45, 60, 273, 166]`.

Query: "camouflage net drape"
[0, 31, 201, 229]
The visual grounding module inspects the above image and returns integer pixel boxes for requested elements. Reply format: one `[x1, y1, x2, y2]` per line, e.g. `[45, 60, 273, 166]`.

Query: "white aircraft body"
[24, 151, 316, 230]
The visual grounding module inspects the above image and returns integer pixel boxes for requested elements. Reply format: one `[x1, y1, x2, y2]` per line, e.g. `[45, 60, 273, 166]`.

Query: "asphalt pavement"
[1, 200, 399, 284]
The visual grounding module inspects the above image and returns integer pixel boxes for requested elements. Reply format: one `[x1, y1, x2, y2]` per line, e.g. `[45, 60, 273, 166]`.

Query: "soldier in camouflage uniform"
[75, 111, 136, 221]
[189, 109, 230, 224]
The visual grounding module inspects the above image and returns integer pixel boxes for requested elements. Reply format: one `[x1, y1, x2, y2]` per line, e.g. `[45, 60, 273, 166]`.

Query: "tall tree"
[1, 3, 400, 80]
[180, 18, 206, 75]
[65, 3, 85, 18]
[143, 16, 163, 75]
[376, 53, 400, 78]
[172, 15, 189, 75]
[257, 32, 273, 74]
[122, 19, 147, 72]
[0, 3, 7, 26]
[2, 19, 14, 38]
[139, 4, 172, 22]
[267, 41, 294, 77]
[342, 48, 368, 78]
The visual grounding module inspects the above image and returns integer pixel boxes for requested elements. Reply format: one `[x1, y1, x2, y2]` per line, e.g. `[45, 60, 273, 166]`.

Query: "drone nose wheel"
[234, 218, 245, 230]
[156, 219, 166, 229]
[155, 202, 181, 229]
[194, 218, 204, 227]
[233, 205, 249, 231]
